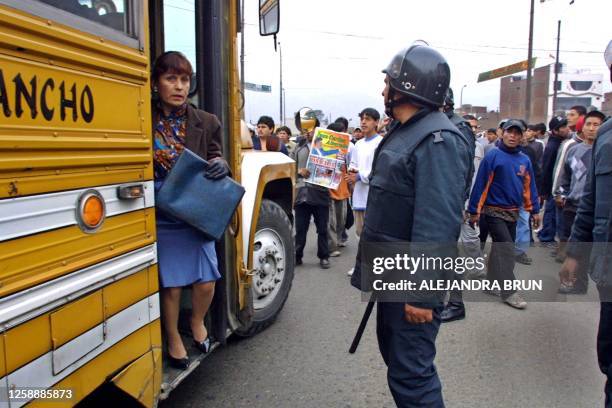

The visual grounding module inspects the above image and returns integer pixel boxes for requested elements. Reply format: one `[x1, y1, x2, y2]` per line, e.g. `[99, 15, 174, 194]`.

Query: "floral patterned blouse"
[153, 103, 188, 180]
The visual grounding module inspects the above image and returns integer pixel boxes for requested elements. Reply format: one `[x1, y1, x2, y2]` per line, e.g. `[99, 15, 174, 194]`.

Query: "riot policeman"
[351, 43, 471, 407]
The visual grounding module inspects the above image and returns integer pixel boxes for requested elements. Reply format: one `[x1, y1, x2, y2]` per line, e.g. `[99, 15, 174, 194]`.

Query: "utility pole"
[552, 20, 561, 114]
[525, 0, 535, 123]
[283, 88, 286, 126]
[279, 42, 283, 125]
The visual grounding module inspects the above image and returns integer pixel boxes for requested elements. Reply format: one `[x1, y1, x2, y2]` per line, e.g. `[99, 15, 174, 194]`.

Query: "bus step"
[159, 334, 220, 400]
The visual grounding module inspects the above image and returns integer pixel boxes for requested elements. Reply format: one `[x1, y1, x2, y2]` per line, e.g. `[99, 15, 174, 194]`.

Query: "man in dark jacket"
[524, 124, 544, 181]
[538, 115, 570, 245]
[291, 118, 331, 269]
[560, 40, 612, 406]
[351, 43, 471, 407]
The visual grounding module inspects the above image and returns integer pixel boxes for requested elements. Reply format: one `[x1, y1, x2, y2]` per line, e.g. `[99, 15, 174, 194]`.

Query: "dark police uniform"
[566, 116, 612, 407]
[351, 108, 471, 407]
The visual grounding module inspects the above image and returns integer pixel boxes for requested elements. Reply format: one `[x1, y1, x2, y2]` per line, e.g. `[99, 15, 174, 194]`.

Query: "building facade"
[500, 63, 604, 124]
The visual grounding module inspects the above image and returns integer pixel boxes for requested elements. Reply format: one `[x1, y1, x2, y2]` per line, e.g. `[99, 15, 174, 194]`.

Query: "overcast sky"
[241, 0, 611, 126]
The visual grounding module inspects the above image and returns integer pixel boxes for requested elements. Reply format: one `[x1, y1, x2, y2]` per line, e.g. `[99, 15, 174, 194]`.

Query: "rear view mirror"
[259, 0, 279, 36]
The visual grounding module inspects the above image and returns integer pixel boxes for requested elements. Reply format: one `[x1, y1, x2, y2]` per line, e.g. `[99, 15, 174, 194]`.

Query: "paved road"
[161, 226, 606, 407]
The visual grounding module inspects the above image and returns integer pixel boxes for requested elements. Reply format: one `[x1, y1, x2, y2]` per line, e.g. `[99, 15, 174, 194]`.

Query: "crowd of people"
[154, 39, 611, 406]
[248, 92, 606, 311]
[246, 40, 612, 406]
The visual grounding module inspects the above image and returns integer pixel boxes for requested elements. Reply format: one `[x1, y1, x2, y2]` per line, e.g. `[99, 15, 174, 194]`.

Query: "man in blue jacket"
[560, 40, 612, 407]
[468, 120, 540, 309]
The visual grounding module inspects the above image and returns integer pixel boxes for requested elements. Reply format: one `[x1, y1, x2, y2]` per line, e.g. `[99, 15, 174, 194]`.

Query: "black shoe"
[296, 258, 303, 266]
[320, 258, 330, 269]
[168, 354, 190, 370]
[515, 253, 532, 265]
[193, 337, 211, 354]
[441, 302, 465, 323]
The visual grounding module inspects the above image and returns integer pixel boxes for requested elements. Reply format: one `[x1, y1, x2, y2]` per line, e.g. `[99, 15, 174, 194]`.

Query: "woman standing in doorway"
[152, 51, 229, 370]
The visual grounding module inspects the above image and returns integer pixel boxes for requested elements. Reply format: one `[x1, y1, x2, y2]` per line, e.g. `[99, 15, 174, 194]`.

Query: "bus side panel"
[27, 321, 161, 408]
[0, 209, 155, 298]
[0, 4, 152, 200]
[1, 267, 160, 407]
[0, 3, 159, 406]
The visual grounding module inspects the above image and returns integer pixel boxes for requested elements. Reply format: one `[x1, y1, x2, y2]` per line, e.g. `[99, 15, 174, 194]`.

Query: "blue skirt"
[156, 211, 221, 288]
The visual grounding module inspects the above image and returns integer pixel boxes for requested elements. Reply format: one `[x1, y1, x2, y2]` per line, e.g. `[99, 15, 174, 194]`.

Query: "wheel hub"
[252, 229, 286, 310]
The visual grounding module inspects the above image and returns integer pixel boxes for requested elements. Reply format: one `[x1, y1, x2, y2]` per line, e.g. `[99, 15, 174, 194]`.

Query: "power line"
[454, 43, 601, 54]
[243, 22, 383, 40]
[435, 44, 602, 57]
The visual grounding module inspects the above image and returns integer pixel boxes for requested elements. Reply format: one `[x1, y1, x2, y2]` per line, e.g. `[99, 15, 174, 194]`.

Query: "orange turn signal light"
[76, 190, 106, 233]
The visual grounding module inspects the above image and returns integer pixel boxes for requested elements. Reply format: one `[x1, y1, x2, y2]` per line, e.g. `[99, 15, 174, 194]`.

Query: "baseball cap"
[549, 115, 568, 131]
[502, 119, 526, 134]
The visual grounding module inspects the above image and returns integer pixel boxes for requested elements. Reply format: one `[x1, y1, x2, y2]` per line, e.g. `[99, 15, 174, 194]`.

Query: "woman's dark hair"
[152, 51, 193, 84]
[276, 125, 292, 136]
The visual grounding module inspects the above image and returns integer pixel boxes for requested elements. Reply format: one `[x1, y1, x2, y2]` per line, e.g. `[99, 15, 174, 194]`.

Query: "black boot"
[441, 302, 466, 323]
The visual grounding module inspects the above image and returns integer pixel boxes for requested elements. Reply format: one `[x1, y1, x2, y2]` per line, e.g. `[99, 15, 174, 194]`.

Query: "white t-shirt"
[350, 134, 383, 210]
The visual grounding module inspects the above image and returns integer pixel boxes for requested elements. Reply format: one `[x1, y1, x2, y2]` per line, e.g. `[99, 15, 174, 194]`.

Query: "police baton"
[349, 292, 377, 354]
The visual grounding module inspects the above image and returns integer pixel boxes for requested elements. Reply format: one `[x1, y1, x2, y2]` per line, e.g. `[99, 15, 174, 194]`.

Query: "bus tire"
[236, 199, 294, 337]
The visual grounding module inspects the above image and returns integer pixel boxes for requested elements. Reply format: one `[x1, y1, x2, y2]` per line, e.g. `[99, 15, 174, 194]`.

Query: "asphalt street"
[161, 225, 606, 408]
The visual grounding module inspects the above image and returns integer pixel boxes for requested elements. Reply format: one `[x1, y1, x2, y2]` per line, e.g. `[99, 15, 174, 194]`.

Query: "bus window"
[4, 0, 142, 48]
[163, 0, 197, 103]
[38, 0, 129, 33]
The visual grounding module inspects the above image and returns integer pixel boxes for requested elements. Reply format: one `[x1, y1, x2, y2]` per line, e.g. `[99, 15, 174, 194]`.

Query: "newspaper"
[305, 127, 351, 189]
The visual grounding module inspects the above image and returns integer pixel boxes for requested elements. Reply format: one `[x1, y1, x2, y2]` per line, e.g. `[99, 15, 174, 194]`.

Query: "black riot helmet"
[382, 42, 451, 110]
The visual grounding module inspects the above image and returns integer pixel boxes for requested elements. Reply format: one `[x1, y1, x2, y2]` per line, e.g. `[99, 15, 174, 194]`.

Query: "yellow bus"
[0, 0, 293, 405]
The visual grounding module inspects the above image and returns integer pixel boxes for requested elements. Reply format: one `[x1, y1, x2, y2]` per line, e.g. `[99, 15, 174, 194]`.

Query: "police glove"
[205, 158, 230, 180]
